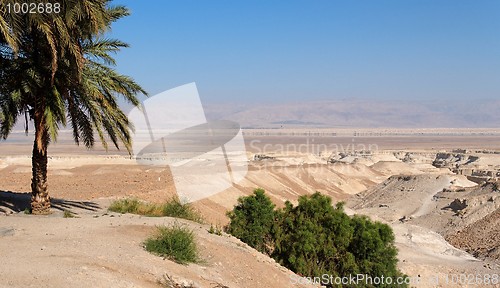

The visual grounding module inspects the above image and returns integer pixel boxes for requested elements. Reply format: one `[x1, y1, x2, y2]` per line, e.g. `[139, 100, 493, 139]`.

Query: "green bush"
[108, 198, 203, 223]
[225, 188, 276, 254]
[273, 194, 356, 278]
[144, 225, 198, 264]
[162, 198, 204, 223]
[226, 190, 408, 287]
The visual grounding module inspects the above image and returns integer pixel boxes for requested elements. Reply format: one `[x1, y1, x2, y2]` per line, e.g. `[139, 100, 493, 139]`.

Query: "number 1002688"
[2, 2, 61, 14]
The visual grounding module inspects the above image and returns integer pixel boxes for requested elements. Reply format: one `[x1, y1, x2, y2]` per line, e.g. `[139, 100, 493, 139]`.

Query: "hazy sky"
[110, 0, 500, 103]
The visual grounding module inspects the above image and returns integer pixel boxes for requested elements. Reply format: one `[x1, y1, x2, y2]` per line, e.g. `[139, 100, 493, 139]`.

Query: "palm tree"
[0, 5, 19, 53]
[0, 1, 146, 214]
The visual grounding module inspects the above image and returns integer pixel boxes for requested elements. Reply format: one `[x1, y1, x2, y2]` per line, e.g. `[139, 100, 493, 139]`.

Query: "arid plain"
[1, 128, 499, 287]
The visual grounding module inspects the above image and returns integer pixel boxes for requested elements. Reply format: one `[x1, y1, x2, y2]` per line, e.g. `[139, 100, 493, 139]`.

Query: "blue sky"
[110, 0, 500, 104]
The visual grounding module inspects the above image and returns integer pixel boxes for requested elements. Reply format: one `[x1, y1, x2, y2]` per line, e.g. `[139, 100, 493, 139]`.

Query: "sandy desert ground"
[1, 129, 499, 287]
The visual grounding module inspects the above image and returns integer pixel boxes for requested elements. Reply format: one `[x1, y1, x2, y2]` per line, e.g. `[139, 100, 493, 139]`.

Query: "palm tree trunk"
[31, 112, 50, 214]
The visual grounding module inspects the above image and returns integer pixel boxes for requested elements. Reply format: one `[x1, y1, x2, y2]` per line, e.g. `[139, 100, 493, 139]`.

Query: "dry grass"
[108, 198, 203, 223]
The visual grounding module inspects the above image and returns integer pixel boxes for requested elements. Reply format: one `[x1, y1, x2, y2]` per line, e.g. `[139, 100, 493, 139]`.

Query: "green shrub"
[161, 198, 204, 223]
[108, 198, 203, 223]
[226, 190, 408, 288]
[108, 198, 142, 214]
[225, 188, 276, 254]
[273, 194, 356, 278]
[348, 215, 402, 283]
[144, 225, 198, 264]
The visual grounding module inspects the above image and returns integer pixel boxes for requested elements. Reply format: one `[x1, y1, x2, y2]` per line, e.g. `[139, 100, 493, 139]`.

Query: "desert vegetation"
[108, 198, 203, 223]
[225, 188, 275, 254]
[144, 224, 198, 265]
[63, 210, 76, 218]
[208, 224, 223, 236]
[226, 189, 407, 287]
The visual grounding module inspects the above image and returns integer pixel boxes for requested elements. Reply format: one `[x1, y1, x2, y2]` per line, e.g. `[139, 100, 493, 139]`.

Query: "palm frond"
[0, 2, 21, 52]
[82, 38, 128, 65]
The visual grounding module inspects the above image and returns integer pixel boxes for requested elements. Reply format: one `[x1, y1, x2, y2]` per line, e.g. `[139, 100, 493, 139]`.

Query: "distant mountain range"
[204, 99, 500, 128]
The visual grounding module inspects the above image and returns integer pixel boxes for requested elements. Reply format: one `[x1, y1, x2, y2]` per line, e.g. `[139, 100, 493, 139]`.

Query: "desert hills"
[1, 130, 500, 287]
[205, 99, 500, 128]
